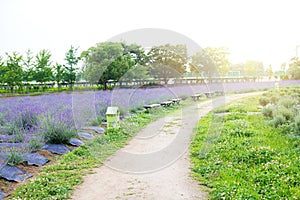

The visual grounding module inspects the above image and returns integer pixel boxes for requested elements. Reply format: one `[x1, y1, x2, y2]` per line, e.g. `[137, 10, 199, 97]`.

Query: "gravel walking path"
[72, 92, 262, 200]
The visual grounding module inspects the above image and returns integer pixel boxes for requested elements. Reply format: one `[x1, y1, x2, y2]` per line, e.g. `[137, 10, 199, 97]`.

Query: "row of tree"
[0, 46, 80, 92]
[2, 41, 300, 92]
[81, 43, 232, 89]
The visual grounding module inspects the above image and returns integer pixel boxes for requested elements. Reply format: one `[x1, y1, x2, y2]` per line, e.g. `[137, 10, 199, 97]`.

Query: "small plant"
[272, 114, 286, 128]
[6, 150, 24, 166]
[39, 115, 76, 144]
[262, 105, 274, 118]
[15, 110, 39, 131]
[293, 114, 300, 134]
[274, 106, 294, 121]
[29, 135, 44, 151]
[278, 97, 297, 109]
[259, 96, 269, 106]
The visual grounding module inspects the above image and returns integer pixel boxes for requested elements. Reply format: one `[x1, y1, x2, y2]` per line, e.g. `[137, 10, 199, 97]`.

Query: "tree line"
[0, 46, 80, 92]
[1, 42, 300, 92]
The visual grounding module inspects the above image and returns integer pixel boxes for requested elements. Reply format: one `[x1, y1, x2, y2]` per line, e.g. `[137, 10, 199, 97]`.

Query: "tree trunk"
[104, 80, 107, 90]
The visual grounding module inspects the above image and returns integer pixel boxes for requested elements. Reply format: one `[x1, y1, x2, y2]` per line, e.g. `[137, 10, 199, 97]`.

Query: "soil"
[0, 149, 58, 197]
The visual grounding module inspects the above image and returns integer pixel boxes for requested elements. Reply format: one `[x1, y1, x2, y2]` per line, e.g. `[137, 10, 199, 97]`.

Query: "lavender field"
[0, 80, 299, 167]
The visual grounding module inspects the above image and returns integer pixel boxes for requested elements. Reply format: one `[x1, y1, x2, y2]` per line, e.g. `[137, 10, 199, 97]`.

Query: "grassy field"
[191, 86, 300, 199]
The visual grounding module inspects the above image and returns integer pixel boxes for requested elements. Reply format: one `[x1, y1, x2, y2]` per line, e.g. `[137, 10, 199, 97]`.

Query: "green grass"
[191, 94, 300, 199]
[10, 101, 188, 199]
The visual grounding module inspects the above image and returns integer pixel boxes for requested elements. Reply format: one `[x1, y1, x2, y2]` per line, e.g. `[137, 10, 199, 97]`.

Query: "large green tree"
[190, 49, 215, 77]
[147, 44, 187, 84]
[191, 47, 230, 77]
[288, 57, 300, 79]
[0, 56, 4, 84]
[53, 63, 65, 90]
[33, 49, 53, 86]
[64, 46, 80, 90]
[23, 49, 35, 82]
[82, 42, 145, 89]
[244, 60, 264, 77]
[1, 52, 23, 92]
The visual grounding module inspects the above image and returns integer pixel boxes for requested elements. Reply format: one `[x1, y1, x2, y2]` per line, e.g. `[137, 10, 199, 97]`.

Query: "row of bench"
[191, 91, 225, 101]
[143, 98, 181, 110]
[142, 90, 225, 110]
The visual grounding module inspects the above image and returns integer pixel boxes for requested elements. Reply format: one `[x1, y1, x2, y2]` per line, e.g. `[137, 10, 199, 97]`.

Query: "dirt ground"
[72, 93, 261, 200]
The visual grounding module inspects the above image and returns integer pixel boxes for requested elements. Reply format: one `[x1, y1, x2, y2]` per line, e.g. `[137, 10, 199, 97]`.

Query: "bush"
[15, 110, 39, 131]
[39, 116, 76, 144]
[274, 106, 295, 121]
[278, 97, 297, 109]
[293, 115, 300, 134]
[259, 96, 269, 106]
[273, 114, 286, 128]
[262, 105, 274, 118]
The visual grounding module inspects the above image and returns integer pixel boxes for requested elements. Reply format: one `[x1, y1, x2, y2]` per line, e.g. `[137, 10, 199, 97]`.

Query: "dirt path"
[71, 92, 262, 200]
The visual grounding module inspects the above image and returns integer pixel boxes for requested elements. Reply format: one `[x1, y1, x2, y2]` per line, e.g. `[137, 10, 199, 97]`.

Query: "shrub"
[6, 151, 24, 166]
[274, 106, 295, 121]
[293, 115, 300, 134]
[29, 135, 44, 151]
[278, 97, 297, 109]
[259, 96, 269, 106]
[270, 94, 279, 104]
[15, 110, 39, 131]
[39, 116, 76, 144]
[262, 105, 274, 118]
[273, 114, 286, 128]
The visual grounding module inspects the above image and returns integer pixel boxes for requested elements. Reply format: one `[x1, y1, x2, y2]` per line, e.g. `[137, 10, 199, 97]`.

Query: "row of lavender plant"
[0, 80, 299, 167]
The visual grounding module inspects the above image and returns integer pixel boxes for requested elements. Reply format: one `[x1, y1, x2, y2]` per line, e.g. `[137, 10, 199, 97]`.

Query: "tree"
[82, 42, 144, 89]
[53, 63, 65, 91]
[244, 60, 264, 77]
[33, 50, 53, 87]
[191, 47, 230, 77]
[64, 46, 80, 91]
[1, 52, 23, 92]
[267, 65, 273, 79]
[288, 57, 300, 79]
[203, 47, 230, 76]
[147, 44, 187, 84]
[23, 49, 34, 82]
[190, 49, 215, 77]
[228, 63, 245, 76]
[0, 56, 4, 84]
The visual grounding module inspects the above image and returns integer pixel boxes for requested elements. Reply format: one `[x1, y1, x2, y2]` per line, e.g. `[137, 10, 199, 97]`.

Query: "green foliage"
[261, 105, 274, 118]
[244, 60, 265, 77]
[0, 52, 23, 92]
[293, 114, 300, 134]
[82, 42, 146, 89]
[260, 86, 300, 129]
[33, 49, 53, 85]
[53, 63, 65, 90]
[6, 150, 24, 166]
[39, 116, 76, 144]
[288, 57, 300, 79]
[64, 46, 80, 90]
[148, 44, 187, 84]
[191, 96, 300, 199]
[259, 96, 269, 106]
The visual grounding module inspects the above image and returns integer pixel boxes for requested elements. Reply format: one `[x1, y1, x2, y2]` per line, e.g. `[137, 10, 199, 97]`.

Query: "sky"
[1, 0, 300, 70]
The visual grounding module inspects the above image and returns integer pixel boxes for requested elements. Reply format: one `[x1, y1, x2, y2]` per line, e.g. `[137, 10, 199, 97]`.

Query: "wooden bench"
[143, 103, 161, 110]
[191, 94, 202, 101]
[214, 91, 225, 96]
[171, 98, 181, 104]
[204, 92, 214, 98]
[160, 101, 173, 107]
